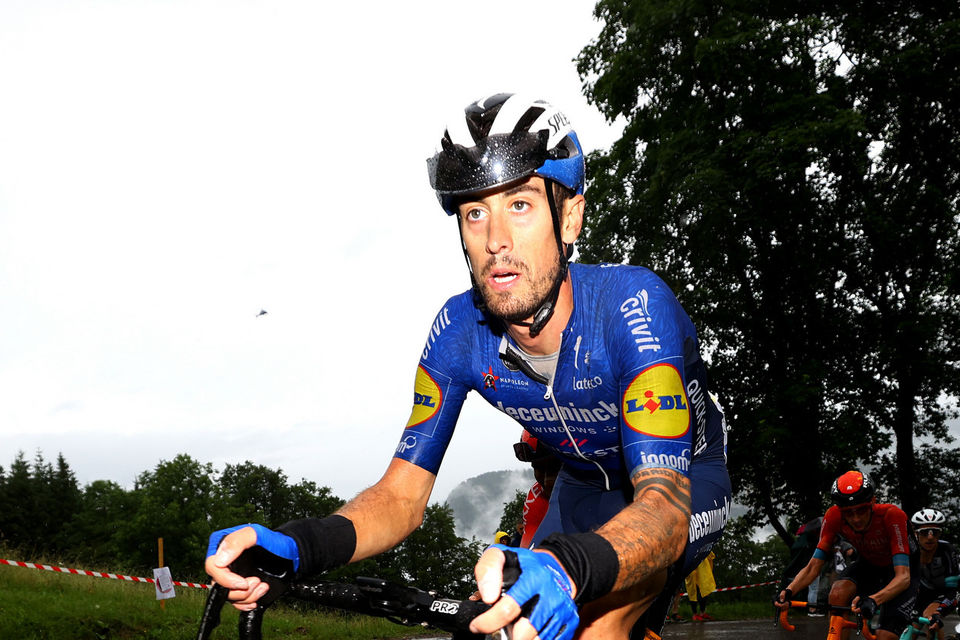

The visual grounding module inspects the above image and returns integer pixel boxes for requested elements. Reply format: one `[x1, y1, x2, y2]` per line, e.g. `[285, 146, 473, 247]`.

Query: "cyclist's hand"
[205, 524, 299, 611]
[929, 612, 943, 631]
[469, 545, 579, 640]
[853, 595, 878, 620]
[773, 588, 793, 610]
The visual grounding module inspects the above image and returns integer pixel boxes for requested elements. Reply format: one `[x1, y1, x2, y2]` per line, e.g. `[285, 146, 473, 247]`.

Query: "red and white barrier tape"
[0, 558, 209, 589]
[680, 579, 778, 597]
[1, 556, 778, 595]
[715, 579, 778, 592]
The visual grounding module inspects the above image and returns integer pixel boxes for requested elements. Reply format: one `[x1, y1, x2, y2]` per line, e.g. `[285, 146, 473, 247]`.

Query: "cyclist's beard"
[476, 251, 566, 324]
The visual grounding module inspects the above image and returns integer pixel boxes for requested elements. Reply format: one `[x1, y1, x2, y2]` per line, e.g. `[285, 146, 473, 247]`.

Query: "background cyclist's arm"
[780, 554, 827, 602]
[335, 458, 436, 561]
[593, 467, 690, 591]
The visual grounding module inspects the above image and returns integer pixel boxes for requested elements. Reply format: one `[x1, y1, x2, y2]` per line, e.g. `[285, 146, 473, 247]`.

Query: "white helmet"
[911, 508, 946, 527]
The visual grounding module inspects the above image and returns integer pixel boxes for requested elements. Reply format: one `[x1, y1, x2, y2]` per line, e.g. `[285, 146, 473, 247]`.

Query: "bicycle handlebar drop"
[196, 547, 515, 640]
[775, 601, 876, 640]
[197, 578, 494, 640]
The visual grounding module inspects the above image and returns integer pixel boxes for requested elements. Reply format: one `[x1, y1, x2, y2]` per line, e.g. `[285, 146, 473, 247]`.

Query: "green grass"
[0, 550, 778, 639]
[0, 561, 438, 640]
[671, 595, 776, 621]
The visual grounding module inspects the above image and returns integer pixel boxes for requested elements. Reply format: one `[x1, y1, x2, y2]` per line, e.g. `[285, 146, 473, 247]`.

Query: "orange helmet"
[831, 470, 875, 507]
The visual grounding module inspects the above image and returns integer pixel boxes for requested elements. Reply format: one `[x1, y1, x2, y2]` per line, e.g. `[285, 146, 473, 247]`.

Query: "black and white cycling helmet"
[831, 470, 876, 507]
[425, 93, 586, 337]
[911, 508, 946, 527]
[427, 93, 585, 216]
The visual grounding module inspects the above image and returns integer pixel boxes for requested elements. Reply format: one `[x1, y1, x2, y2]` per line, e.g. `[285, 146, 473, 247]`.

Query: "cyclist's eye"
[463, 207, 485, 221]
[510, 200, 530, 213]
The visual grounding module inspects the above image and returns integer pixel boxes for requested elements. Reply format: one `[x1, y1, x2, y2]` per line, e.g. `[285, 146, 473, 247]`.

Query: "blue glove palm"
[493, 544, 579, 640]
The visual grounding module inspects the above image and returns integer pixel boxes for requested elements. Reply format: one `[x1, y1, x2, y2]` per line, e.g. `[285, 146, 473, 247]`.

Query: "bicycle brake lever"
[195, 583, 229, 640]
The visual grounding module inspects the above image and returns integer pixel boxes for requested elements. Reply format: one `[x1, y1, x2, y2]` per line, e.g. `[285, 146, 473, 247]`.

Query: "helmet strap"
[512, 181, 566, 338]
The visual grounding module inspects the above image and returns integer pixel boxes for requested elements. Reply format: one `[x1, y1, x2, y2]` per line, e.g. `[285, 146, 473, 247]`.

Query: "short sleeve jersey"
[916, 540, 960, 594]
[394, 263, 728, 482]
[817, 503, 911, 567]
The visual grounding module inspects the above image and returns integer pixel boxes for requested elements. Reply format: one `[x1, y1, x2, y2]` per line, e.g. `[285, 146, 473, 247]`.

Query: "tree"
[121, 454, 217, 577]
[498, 489, 527, 542]
[576, 1, 960, 540]
[710, 516, 789, 601]
[837, 5, 960, 513]
[381, 503, 484, 598]
[214, 461, 292, 527]
[49, 453, 82, 552]
[65, 479, 139, 564]
[0, 452, 35, 548]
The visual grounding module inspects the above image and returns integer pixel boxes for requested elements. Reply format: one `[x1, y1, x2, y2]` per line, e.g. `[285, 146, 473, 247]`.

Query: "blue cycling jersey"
[395, 263, 728, 483]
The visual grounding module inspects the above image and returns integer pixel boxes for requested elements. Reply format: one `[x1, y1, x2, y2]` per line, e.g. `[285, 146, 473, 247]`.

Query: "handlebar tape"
[196, 583, 229, 640]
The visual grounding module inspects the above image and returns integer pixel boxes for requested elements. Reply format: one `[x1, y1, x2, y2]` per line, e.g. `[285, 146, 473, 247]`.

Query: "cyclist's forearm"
[869, 565, 910, 604]
[785, 558, 824, 595]
[336, 458, 436, 562]
[596, 468, 690, 591]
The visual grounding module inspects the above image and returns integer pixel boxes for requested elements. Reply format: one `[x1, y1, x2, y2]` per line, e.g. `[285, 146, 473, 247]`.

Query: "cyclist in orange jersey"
[775, 470, 917, 640]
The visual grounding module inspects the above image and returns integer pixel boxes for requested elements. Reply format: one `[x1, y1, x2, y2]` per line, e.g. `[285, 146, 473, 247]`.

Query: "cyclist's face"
[917, 527, 942, 551]
[458, 177, 582, 325]
[840, 503, 873, 532]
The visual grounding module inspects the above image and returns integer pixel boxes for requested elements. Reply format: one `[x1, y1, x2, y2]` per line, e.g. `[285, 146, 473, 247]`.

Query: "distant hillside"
[445, 468, 534, 542]
[445, 469, 754, 544]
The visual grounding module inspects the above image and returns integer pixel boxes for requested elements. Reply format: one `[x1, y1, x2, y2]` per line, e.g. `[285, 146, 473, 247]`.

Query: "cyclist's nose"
[486, 211, 513, 255]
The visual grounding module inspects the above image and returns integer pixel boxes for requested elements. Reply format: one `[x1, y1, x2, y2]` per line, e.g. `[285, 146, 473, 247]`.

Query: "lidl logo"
[406, 366, 442, 428]
[622, 363, 689, 437]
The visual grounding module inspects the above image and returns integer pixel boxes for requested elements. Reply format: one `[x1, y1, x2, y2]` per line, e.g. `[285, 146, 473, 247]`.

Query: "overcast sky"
[0, 1, 628, 505]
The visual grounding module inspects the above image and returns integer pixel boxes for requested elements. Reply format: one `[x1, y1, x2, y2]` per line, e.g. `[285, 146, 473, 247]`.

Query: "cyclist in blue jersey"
[205, 93, 731, 640]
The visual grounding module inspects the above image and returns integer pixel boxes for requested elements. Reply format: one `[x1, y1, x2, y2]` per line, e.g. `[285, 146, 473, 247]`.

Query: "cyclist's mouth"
[487, 268, 521, 290]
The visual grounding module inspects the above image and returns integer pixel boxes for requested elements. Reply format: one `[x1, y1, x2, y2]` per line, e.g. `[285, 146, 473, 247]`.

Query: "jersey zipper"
[544, 383, 611, 490]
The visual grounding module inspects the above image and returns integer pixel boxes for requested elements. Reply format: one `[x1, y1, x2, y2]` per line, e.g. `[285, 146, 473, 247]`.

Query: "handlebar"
[196, 577, 494, 640]
[775, 601, 876, 640]
[196, 546, 520, 640]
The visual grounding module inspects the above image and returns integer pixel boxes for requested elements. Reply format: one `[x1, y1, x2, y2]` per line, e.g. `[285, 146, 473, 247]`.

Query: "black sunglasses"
[918, 528, 942, 537]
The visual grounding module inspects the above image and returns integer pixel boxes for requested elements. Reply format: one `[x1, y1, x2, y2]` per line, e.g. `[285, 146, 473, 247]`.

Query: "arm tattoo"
[598, 467, 691, 590]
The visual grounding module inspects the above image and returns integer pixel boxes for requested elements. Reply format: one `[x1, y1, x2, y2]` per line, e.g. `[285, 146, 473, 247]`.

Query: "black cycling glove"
[857, 596, 878, 620]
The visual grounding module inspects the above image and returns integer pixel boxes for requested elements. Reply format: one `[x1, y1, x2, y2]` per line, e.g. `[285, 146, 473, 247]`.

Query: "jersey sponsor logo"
[421, 307, 451, 361]
[638, 448, 690, 473]
[623, 363, 690, 437]
[481, 366, 500, 391]
[396, 434, 417, 455]
[686, 378, 708, 456]
[572, 375, 603, 390]
[495, 400, 618, 427]
[405, 366, 442, 428]
[689, 495, 730, 543]
[619, 289, 661, 353]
